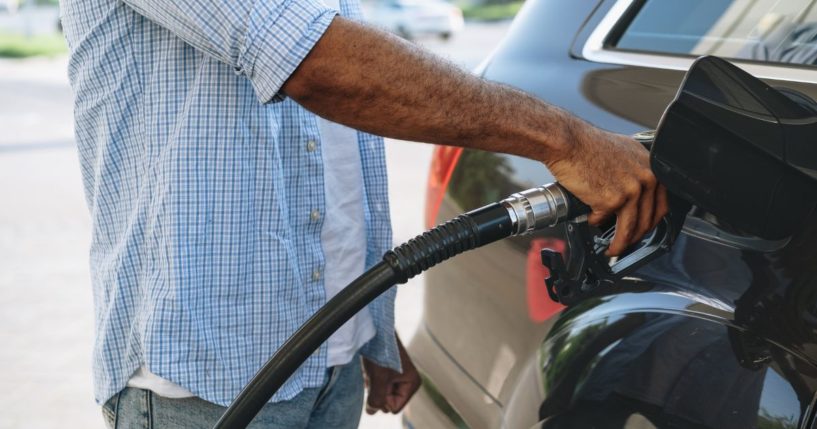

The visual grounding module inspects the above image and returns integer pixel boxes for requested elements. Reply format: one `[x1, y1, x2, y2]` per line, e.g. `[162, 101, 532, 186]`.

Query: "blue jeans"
[102, 356, 364, 429]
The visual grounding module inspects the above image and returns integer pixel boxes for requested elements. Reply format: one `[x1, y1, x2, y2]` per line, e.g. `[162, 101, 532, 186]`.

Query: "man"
[60, 0, 667, 425]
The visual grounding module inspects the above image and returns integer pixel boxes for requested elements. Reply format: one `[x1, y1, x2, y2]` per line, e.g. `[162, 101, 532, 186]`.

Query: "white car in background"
[366, 0, 464, 40]
[0, 0, 19, 13]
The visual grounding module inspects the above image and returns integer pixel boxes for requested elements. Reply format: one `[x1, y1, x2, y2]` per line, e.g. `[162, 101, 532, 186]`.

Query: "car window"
[613, 0, 817, 67]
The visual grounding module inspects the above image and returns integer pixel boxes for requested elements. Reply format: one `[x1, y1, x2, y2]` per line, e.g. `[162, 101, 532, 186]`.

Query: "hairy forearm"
[283, 16, 667, 256]
[283, 17, 585, 164]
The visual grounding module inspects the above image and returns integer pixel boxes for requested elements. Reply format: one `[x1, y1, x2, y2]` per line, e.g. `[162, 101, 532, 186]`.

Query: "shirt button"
[306, 140, 318, 152]
[311, 269, 321, 281]
[310, 209, 321, 221]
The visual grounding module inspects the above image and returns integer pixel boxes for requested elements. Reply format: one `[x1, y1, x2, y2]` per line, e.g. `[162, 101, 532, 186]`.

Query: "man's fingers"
[587, 210, 611, 226]
[653, 184, 669, 226]
[386, 378, 420, 414]
[386, 392, 407, 414]
[588, 193, 623, 226]
[367, 395, 386, 413]
[366, 403, 391, 414]
[366, 376, 389, 414]
[636, 177, 657, 240]
[607, 196, 638, 256]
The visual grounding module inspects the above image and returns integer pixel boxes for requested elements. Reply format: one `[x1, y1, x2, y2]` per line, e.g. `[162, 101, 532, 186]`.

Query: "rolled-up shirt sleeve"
[123, 0, 337, 103]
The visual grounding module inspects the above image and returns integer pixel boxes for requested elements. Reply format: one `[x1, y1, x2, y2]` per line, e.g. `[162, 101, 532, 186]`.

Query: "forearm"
[282, 17, 583, 164]
[283, 16, 667, 255]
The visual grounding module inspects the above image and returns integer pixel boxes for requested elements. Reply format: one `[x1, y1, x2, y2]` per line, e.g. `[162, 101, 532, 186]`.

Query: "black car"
[403, 1, 817, 428]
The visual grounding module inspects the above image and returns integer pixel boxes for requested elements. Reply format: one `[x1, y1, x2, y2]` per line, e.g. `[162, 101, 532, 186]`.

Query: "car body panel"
[405, 324, 502, 429]
[505, 300, 817, 429]
[405, 0, 817, 428]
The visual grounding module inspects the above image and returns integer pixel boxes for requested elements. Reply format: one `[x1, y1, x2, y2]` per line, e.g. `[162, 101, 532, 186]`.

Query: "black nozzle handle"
[564, 189, 591, 220]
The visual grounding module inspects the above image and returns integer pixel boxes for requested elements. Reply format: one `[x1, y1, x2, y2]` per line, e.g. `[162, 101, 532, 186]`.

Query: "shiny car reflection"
[403, 1, 817, 428]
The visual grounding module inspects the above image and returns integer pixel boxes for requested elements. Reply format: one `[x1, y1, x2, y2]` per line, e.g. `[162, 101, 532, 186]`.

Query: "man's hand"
[545, 126, 669, 256]
[362, 336, 421, 414]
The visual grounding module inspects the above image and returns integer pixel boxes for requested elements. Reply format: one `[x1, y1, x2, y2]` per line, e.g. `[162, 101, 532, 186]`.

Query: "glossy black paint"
[515, 221, 817, 428]
[405, 1, 817, 428]
[651, 56, 817, 240]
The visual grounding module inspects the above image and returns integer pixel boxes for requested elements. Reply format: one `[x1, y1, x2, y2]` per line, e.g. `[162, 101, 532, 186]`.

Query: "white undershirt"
[317, 118, 376, 367]
[127, 116, 375, 397]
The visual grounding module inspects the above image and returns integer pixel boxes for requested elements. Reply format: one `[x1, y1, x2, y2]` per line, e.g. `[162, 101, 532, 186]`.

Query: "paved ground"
[0, 20, 511, 429]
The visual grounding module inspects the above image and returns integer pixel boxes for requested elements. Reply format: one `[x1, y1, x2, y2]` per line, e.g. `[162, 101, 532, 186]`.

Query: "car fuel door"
[544, 56, 817, 307]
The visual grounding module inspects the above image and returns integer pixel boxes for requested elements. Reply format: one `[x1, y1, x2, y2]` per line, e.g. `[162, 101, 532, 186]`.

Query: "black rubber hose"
[213, 203, 513, 429]
[213, 262, 397, 429]
[387, 203, 511, 282]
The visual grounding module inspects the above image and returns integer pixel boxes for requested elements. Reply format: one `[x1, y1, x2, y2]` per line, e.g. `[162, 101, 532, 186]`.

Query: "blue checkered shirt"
[60, 0, 399, 406]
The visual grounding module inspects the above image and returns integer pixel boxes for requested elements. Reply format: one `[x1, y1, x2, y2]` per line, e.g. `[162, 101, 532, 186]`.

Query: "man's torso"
[61, 0, 398, 406]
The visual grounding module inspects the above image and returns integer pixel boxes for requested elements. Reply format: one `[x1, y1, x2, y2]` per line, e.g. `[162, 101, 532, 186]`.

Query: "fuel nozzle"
[500, 183, 591, 236]
[386, 182, 590, 284]
[540, 183, 689, 306]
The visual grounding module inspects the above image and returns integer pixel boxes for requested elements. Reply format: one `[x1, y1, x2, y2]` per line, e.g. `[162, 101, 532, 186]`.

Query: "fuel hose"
[214, 182, 589, 429]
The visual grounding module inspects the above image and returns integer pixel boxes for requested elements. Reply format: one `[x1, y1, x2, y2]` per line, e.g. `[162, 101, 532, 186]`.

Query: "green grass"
[459, 0, 524, 21]
[0, 33, 67, 58]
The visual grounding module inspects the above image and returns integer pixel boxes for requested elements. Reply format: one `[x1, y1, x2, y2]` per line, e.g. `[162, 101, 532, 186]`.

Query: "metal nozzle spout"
[500, 183, 571, 236]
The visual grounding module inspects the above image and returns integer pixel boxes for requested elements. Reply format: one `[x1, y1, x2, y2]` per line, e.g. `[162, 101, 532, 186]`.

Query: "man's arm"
[363, 335, 420, 415]
[283, 17, 667, 256]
